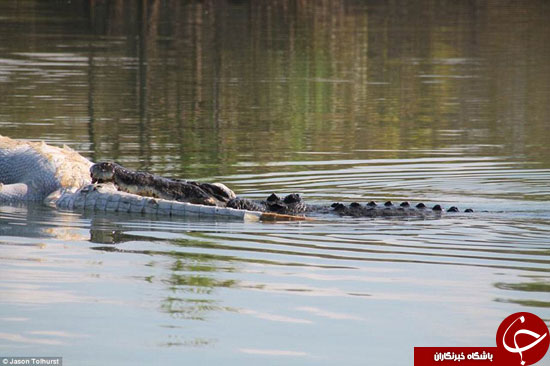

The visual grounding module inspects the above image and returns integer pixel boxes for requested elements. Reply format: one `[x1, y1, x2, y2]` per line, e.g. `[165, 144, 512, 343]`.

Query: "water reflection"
[1, 203, 549, 362]
[2, 1, 550, 364]
[1, 1, 549, 177]
[0, 204, 88, 241]
[494, 279, 550, 309]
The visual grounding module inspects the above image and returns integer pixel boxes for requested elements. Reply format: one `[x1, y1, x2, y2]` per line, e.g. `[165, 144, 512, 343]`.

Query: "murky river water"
[1, 1, 549, 365]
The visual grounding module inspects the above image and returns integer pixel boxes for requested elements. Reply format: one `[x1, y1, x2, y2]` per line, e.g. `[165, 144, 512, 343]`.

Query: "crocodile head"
[90, 162, 117, 183]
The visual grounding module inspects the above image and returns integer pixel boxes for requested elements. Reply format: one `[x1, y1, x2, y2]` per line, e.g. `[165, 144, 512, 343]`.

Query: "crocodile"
[88, 161, 473, 217]
[90, 161, 236, 206]
[1, 135, 472, 220]
[226, 193, 472, 217]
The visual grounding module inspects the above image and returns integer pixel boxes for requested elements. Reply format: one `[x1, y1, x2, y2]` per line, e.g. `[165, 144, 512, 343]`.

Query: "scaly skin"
[90, 162, 236, 206]
[227, 193, 473, 217]
[1, 135, 473, 220]
[89, 162, 474, 217]
[53, 183, 259, 220]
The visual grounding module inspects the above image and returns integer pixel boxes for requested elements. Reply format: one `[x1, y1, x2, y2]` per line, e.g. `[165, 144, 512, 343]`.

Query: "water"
[1, 1, 550, 365]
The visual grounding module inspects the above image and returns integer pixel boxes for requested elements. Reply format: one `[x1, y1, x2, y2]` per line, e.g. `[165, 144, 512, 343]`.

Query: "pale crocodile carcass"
[0, 135, 472, 221]
[0, 135, 92, 202]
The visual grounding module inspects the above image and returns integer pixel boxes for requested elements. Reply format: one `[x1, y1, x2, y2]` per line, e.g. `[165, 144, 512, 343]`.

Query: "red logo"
[496, 312, 549, 366]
